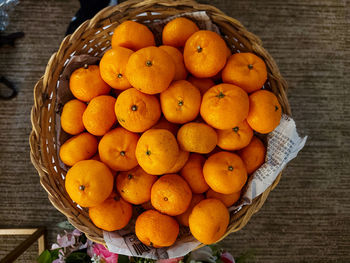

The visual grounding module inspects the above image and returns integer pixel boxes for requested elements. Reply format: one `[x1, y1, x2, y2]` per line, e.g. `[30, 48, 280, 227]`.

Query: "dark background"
[0, 0, 349, 262]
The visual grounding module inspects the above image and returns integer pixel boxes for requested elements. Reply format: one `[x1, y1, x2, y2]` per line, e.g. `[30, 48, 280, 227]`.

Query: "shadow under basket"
[30, 0, 291, 251]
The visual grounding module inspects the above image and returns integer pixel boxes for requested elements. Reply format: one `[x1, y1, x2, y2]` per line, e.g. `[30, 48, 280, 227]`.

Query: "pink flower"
[92, 243, 118, 263]
[157, 257, 183, 263]
[221, 252, 235, 263]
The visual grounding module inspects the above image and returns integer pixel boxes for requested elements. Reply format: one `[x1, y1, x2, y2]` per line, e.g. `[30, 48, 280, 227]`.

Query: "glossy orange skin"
[115, 88, 161, 133]
[177, 122, 217, 154]
[189, 198, 229, 244]
[89, 193, 133, 231]
[151, 174, 192, 216]
[82, 95, 116, 136]
[69, 65, 110, 102]
[159, 45, 188, 80]
[247, 90, 282, 134]
[200, 83, 249, 130]
[160, 80, 201, 124]
[135, 210, 179, 248]
[65, 160, 114, 207]
[162, 17, 199, 48]
[203, 151, 247, 194]
[111, 21, 155, 51]
[187, 76, 215, 95]
[98, 127, 139, 171]
[99, 47, 134, 90]
[206, 189, 241, 207]
[176, 194, 205, 226]
[59, 132, 98, 166]
[135, 129, 179, 175]
[184, 30, 228, 78]
[166, 150, 190, 173]
[60, 99, 86, 135]
[116, 166, 157, 205]
[125, 46, 175, 94]
[222, 52, 267, 93]
[180, 153, 209, 194]
[238, 136, 266, 174]
[217, 120, 253, 151]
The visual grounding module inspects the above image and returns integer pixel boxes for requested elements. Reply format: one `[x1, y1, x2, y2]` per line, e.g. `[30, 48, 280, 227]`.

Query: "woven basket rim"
[30, 0, 291, 252]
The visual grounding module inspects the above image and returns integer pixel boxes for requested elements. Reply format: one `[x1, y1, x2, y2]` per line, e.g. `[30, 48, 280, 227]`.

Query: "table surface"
[0, 0, 349, 262]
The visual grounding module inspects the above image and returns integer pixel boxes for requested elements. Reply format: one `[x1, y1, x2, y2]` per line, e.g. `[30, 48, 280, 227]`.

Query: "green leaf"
[37, 250, 51, 263]
[118, 254, 130, 263]
[66, 251, 91, 263]
[50, 248, 61, 260]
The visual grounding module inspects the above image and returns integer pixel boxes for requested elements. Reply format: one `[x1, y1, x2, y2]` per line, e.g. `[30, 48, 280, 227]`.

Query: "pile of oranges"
[60, 17, 282, 247]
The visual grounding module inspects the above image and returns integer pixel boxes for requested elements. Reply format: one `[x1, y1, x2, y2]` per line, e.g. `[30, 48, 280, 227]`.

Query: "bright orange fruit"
[111, 20, 155, 51]
[60, 99, 86, 135]
[69, 64, 110, 102]
[151, 174, 192, 216]
[247, 90, 282, 133]
[200, 83, 249, 130]
[65, 160, 114, 207]
[184, 30, 228, 78]
[98, 127, 139, 171]
[135, 210, 179, 248]
[116, 166, 157, 205]
[160, 80, 201, 124]
[89, 193, 132, 231]
[99, 47, 134, 90]
[203, 151, 247, 194]
[125, 46, 175, 94]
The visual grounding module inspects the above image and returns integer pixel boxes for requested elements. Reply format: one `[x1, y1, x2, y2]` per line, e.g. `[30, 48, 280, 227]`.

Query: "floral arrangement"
[38, 222, 254, 263]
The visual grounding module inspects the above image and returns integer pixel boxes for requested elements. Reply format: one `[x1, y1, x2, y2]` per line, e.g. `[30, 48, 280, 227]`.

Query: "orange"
[59, 132, 97, 166]
[203, 151, 247, 194]
[125, 46, 175, 94]
[247, 90, 282, 133]
[238, 136, 266, 174]
[116, 166, 157, 205]
[99, 47, 134, 90]
[206, 189, 241, 207]
[200, 84, 249, 130]
[135, 129, 179, 175]
[189, 198, 229, 244]
[217, 120, 253, 151]
[89, 193, 132, 231]
[167, 150, 190, 173]
[222, 52, 267, 93]
[160, 80, 201, 124]
[152, 116, 179, 136]
[115, 88, 161, 133]
[65, 160, 114, 207]
[151, 174, 192, 216]
[187, 76, 215, 95]
[135, 210, 179, 248]
[162, 17, 199, 48]
[98, 127, 139, 171]
[82, 95, 116, 136]
[180, 153, 209, 194]
[69, 64, 110, 102]
[184, 30, 228, 78]
[111, 20, 155, 51]
[60, 99, 86, 135]
[159, 45, 188, 80]
[176, 194, 205, 226]
[177, 122, 217, 154]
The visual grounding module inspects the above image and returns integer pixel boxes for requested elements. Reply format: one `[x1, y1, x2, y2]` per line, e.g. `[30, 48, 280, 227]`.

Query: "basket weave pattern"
[30, 0, 291, 247]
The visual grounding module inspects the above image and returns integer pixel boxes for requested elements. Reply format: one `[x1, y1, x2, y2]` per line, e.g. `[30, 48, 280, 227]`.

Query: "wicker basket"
[30, 0, 291, 250]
